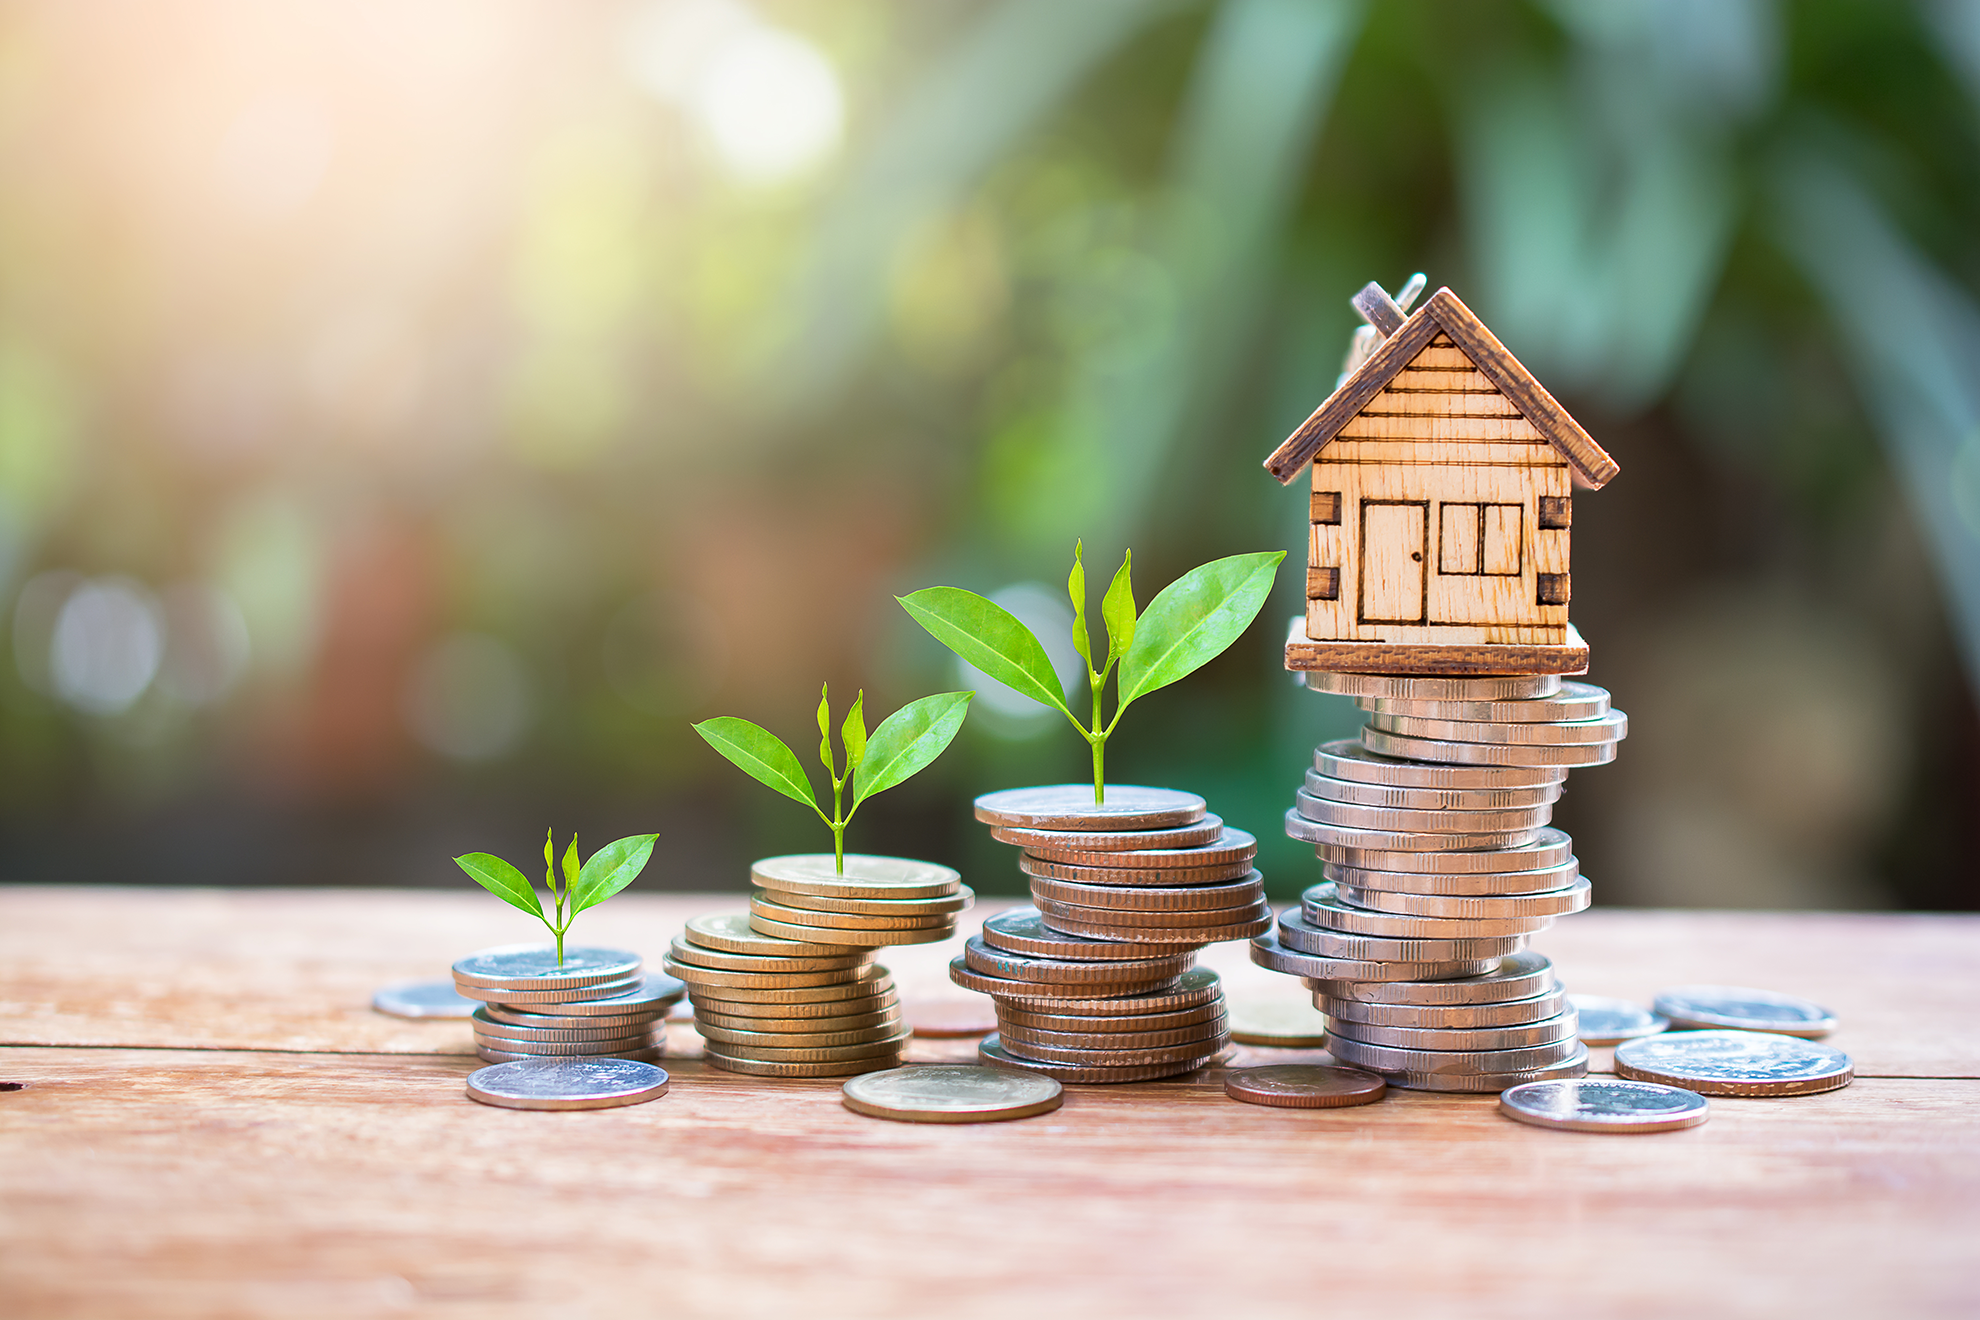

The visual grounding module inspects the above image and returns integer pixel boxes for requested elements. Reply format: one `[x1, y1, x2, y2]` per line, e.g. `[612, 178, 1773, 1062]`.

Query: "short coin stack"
[666, 855, 971, 1078]
[1254, 672, 1627, 1091]
[452, 945, 683, 1063]
[956, 785, 1274, 1082]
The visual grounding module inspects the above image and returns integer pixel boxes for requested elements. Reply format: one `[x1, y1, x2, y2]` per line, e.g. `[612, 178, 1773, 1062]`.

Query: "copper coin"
[1225, 1065, 1387, 1109]
[974, 784, 1207, 831]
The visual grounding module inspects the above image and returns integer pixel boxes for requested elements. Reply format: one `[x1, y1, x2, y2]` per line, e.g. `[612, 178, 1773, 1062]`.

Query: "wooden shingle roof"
[1263, 287, 1619, 489]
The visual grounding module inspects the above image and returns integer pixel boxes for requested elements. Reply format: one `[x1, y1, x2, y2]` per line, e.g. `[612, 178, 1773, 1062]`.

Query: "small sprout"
[453, 829, 658, 965]
[899, 541, 1284, 803]
[693, 685, 973, 874]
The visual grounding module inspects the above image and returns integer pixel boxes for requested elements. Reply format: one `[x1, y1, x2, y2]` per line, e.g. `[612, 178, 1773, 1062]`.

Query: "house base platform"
[1283, 619, 1589, 676]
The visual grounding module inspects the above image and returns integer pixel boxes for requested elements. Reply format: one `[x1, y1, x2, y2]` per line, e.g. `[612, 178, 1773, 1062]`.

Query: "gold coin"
[666, 936, 870, 975]
[754, 887, 974, 917]
[841, 1064, 1064, 1124]
[750, 910, 957, 947]
[749, 853, 963, 901]
[684, 911, 863, 958]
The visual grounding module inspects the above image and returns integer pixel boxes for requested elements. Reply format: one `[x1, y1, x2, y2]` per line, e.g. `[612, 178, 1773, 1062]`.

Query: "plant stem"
[832, 773, 846, 874]
[1088, 664, 1107, 803]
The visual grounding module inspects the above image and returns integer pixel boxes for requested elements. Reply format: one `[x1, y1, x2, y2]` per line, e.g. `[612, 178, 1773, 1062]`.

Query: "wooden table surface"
[2, 886, 1976, 1319]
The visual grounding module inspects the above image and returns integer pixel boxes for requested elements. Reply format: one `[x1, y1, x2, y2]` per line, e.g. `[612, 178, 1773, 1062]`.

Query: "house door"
[1359, 500, 1428, 624]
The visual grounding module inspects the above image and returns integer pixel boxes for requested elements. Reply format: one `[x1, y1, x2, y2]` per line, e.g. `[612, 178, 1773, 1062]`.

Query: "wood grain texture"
[1285, 616, 1590, 674]
[2, 889, 1978, 1317]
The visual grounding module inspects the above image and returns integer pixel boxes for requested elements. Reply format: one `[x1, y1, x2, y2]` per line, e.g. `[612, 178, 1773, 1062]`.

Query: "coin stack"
[452, 945, 683, 1064]
[955, 785, 1274, 1082]
[666, 854, 971, 1078]
[1254, 673, 1626, 1092]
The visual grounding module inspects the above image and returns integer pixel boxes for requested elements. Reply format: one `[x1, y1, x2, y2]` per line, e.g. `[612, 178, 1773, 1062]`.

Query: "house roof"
[1263, 287, 1620, 489]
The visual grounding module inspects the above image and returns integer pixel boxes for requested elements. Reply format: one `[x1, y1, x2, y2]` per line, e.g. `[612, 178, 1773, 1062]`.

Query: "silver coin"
[465, 1057, 670, 1110]
[1359, 681, 1612, 724]
[471, 1028, 654, 1055]
[962, 936, 1192, 985]
[989, 815, 1225, 853]
[979, 906, 1177, 961]
[1322, 988, 1568, 1029]
[1021, 827, 1259, 870]
[1303, 766, 1561, 811]
[451, 945, 643, 991]
[1499, 1078, 1708, 1133]
[1301, 883, 1555, 938]
[1033, 895, 1270, 931]
[1286, 810, 1545, 853]
[1569, 995, 1670, 1046]
[1250, 929, 1495, 983]
[1651, 985, 1837, 1038]
[684, 911, 864, 958]
[481, 1004, 662, 1032]
[1002, 1001, 1229, 1035]
[1293, 791, 1554, 836]
[520, 972, 686, 1015]
[471, 1008, 659, 1043]
[1304, 672, 1564, 701]
[1326, 1032, 1585, 1076]
[1374, 1044, 1588, 1092]
[1026, 871, 1265, 913]
[371, 979, 477, 1019]
[1314, 951, 1556, 1005]
[1318, 827, 1575, 875]
[1314, 738, 1566, 789]
[1018, 851, 1257, 887]
[1037, 899, 1273, 946]
[993, 1030, 1231, 1068]
[1000, 1015, 1229, 1053]
[748, 893, 956, 932]
[757, 887, 974, 917]
[475, 1043, 663, 1065]
[1324, 1009, 1579, 1051]
[1337, 878, 1590, 919]
[963, 967, 1225, 1016]
[1366, 708, 1629, 747]
[949, 957, 1180, 1001]
[749, 853, 963, 901]
[1326, 858, 1581, 897]
[842, 1063, 1066, 1124]
[1614, 1030, 1853, 1097]
[666, 937, 873, 975]
[1362, 727, 1619, 768]
[973, 784, 1207, 831]
[978, 1034, 1214, 1083]
[453, 975, 646, 1005]
[1275, 909, 1527, 962]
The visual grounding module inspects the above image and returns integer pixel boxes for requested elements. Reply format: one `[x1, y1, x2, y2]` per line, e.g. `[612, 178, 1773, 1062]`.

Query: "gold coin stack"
[954, 785, 1273, 1083]
[665, 855, 971, 1078]
[1252, 673, 1627, 1092]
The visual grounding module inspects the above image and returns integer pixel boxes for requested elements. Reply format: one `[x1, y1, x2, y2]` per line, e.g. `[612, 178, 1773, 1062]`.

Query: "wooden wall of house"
[1303, 333, 1572, 645]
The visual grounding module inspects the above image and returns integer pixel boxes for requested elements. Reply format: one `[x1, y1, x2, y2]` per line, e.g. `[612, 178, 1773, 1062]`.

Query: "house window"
[1438, 503, 1523, 576]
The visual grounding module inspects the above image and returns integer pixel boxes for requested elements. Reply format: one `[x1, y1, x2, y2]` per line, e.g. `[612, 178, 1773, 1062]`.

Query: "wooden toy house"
[1263, 282, 1619, 675]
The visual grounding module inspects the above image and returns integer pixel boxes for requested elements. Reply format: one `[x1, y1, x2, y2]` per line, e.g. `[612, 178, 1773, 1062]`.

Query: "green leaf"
[1067, 539, 1091, 666]
[561, 834, 579, 897]
[692, 716, 821, 812]
[897, 586, 1072, 716]
[816, 683, 834, 778]
[1116, 551, 1285, 709]
[570, 833, 657, 917]
[852, 691, 973, 807]
[842, 690, 867, 771]
[1102, 549, 1135, 670]
[454, 852, 544, 921]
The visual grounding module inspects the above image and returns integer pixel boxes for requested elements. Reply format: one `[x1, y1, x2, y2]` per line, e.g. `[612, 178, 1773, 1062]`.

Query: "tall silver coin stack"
[1253, 673, 1627, 1091]
[956, 785, 1274, 1083]
[666, 855, 971, 1078]
[452, 945, 683, 1064]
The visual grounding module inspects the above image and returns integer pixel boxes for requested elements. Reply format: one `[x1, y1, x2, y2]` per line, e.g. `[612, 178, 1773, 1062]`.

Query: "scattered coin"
[1226, 997, 1332, 1048]
[1651, 985, 1837, 1038]
[973, 784, 1207, 831]
[465, 1057, 670, 1111]
[842, 1064, 1066, 1123]
[1569, 995, 1669, 1046]
[1499, 1078, 1709, 1133]
[1225, 1065, 1387, 1108]
[1614, 1030, 1853, 1097]
[371, 979, 477, 1019]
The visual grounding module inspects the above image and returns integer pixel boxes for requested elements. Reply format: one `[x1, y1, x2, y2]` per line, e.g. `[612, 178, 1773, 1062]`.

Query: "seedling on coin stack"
[899, 541, 1284, 1084]
[450, 830, 685, 1069]
[1243, 274, 1629, 1097]
[676, 685, 977, 1078]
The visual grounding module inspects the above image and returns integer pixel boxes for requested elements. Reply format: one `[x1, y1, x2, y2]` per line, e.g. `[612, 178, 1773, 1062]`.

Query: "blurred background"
[0, 0, 1974, 909]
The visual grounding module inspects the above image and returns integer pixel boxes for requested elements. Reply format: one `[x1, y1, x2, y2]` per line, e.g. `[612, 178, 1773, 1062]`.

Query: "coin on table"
[974, 784, 1207, 832]
[685, 912, 863, 958]
[1359, 681, 1612, 724]
[1225, 1065, 1386, 1108]
[1569, 995, 1669, 1046]
[372, 979, 477, 1019]
[1365, 709, 1629, 747]
[842, 1063, 1065, 1123]
[1362, 726, 1619, 768]
[1615, 1030, 1852, 1096]
[990, 815, 1225, 853]
[466, 1057, 670, 1110]
[476, 1043, 663, 1064]
[980, 1034, 1217, 1083]
[1227, 997, 1333, 1048]
[1651, 985, 1837, 1038]
[1313, 951, 1557, 1006]
[1374, 1045, 1589, 1092]
[1314, 738, 1566, 790]
[1499, 1078, 1709, 1133]
[749, 854, 962, 901]
[451, 945, 642, 990]
[1303, 672, 1564, 701]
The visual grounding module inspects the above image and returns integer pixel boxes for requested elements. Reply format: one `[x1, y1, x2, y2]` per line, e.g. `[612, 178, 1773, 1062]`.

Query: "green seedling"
[454, 829, 658, 966]
[899, 541, 1283, 803]
[693, 685, 973, 873]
